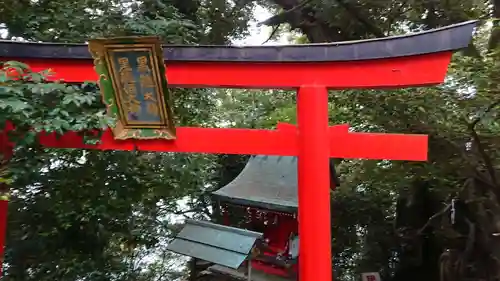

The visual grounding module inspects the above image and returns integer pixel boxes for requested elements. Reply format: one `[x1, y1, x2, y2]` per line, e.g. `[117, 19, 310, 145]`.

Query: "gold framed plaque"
[88, 37, 176, 140]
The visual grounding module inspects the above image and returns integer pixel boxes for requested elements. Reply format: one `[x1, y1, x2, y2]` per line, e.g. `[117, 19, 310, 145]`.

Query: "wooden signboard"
[361, 272, 381, 281]
[88, 37, 176, 140]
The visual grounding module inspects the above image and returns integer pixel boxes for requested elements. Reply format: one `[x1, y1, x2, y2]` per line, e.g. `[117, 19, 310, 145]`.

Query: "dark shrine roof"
[0, 21, 476, 63]
[212, 155, 340, 213]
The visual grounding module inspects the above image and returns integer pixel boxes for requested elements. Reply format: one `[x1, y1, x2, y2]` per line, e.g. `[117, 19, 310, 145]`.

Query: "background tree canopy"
[1, 0, 500, 281]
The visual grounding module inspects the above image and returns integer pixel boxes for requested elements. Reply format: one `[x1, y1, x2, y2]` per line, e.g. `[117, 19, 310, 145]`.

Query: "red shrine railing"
[0, 20, 477, 281]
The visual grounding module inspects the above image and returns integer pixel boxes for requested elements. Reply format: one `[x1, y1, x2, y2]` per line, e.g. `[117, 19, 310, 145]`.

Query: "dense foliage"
[1, 0, 500, 281]
[0, 1, 250, 280]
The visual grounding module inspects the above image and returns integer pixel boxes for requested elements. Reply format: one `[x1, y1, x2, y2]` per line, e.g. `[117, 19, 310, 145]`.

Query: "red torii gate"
[0, 21, 476, 281]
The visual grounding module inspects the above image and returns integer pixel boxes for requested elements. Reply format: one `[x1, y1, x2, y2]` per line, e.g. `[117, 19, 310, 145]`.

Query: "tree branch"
[469, 99, 500, 128]
[463, 218, 476, 258]
[334, 0, 385, 37]
[469, 127, 498, 187]
[258, 0, 312, 26]
[385, 0, 410, 34]
[488, 0, 500, 51]
[262, 24, 282, 44]
[466, 99, 500, 187]
[173, 209, 200, 215]
[417, 204, 451, 235]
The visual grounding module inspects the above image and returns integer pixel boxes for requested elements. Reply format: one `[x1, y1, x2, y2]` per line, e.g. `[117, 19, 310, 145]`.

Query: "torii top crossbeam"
[0, 20, 476, 281]
[0, 20, 475, 89]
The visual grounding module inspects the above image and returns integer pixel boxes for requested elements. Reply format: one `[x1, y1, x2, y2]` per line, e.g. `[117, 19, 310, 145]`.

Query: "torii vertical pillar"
[297, 86, 332, 281]
[0, 196, 7, 275]
[0, 124, 12, 276]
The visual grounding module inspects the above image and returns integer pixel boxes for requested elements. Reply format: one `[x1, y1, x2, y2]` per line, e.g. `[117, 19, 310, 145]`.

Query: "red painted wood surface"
[0, 200, 7, 275]
[0, 123, 13, 276]
[26, 123, 428, 160]
[297, 86, 332, 281]
[0, 123, 14, 159]
[2, 52, 452, 88]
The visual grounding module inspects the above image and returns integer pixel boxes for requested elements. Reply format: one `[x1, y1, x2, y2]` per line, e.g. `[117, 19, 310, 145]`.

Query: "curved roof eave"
[0, 20, 476, 62]
[212, 155, 340, 212]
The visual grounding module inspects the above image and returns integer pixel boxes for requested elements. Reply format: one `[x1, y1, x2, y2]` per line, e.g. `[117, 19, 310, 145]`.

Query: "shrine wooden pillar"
[297, 86, 332, 281]
[0, 189, 8, 276]
[0, 123, 13, 276]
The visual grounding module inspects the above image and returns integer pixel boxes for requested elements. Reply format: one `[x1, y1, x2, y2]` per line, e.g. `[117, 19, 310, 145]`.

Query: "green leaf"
[0, 98, 30, 112]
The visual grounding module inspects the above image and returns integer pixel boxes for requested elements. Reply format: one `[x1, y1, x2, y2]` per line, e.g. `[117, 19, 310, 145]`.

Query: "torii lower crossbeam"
[32, 123, 427, 160]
